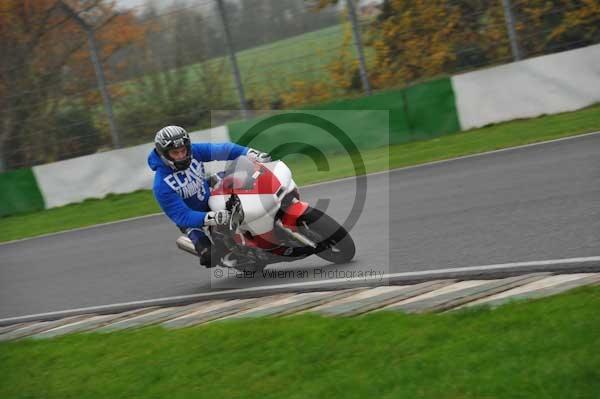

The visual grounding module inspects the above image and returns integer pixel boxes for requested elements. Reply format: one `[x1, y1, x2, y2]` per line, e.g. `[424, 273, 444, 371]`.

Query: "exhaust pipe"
[176, 236, 198, 256]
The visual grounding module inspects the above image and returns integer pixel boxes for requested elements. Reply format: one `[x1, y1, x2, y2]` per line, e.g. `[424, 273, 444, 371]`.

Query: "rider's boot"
[195, 237, 241, 268]
[194, 239, 216, 268]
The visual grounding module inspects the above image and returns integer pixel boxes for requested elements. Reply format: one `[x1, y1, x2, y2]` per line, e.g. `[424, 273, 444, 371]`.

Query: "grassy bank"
[1, 285, 599, 398]
[185, 24, 375, 101]
[1, 104, 599, 243]
[124, 24, 369, 105]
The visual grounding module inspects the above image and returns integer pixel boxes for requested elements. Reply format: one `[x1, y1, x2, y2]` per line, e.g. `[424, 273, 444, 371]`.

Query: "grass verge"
[1, 285, 599, 398]
[1, 104, 599, 243]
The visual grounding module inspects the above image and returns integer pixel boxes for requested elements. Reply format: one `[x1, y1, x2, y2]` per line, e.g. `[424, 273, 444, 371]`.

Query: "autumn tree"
[449, 0, 510, 69]
[368, 0, 600, 88]
[512, 0, 600, 57]
[368, 0, 465, 87]
[0, 0, 146, 170]
[328, 20, 362, 94]
[306, 0, 599, 93]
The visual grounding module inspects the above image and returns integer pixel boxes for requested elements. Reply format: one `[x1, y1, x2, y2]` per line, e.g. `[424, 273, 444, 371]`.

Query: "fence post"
[216, 0, 248, 118]
[346, 0, 371, 95]
[59, 1, 121, 148]
[501, 0, 523, 61]
[85, 27, 121, 148]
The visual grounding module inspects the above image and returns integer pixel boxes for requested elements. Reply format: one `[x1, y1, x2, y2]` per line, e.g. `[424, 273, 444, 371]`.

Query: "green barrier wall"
[402, 77, 461, 141]
[228, 77, 461, 153]
[0, 168, 45, 217]
[228, 109, 390, 160]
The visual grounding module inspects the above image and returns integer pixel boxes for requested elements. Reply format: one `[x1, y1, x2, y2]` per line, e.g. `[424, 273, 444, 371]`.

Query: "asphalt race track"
[1, 133, 599, 318]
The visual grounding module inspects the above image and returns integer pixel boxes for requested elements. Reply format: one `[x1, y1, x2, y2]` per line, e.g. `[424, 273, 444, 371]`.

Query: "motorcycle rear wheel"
[297, 207, 355, 264]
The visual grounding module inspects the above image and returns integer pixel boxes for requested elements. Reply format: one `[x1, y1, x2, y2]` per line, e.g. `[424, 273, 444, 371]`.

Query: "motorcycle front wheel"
[297, 207, 355, 264]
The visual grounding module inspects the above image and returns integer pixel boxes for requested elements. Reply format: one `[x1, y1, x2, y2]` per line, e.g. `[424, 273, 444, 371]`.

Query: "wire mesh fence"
[1, 0, 599, 171]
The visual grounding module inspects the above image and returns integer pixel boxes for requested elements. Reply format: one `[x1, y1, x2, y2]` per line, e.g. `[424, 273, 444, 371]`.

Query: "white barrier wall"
[452, 44, 600, 130]
[33, 125, 230, 209]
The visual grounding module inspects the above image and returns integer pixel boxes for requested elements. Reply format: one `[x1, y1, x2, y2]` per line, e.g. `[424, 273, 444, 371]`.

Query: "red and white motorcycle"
[176, 155, 355, 272]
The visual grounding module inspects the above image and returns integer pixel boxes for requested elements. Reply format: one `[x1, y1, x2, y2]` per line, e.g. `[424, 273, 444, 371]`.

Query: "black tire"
[297, 207, 355, 264]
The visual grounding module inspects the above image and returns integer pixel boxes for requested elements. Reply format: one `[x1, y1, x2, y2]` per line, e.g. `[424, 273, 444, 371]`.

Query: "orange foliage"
[368, 0, 600, 88]
[0, 0, 150, 168]
[368, 0, 463, 88]
[279, 20, 357, 108]
[514, 0, 600, 56]
[280, 81, 333, 108]
[0, 0, 147, 103]
[327, 21, 359, 93]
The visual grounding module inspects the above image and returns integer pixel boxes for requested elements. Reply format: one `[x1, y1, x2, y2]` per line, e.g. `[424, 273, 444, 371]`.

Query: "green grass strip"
[1, 285, 599, 398]
[1, 104, 598, 243]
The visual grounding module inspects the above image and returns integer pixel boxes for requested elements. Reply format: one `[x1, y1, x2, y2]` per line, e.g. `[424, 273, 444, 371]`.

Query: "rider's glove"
[204, 210, 231, 226]
[247, 148, 271, 163]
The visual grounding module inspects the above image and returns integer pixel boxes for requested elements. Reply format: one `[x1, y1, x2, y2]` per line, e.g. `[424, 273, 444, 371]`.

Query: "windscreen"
[221, 156, 260, 190]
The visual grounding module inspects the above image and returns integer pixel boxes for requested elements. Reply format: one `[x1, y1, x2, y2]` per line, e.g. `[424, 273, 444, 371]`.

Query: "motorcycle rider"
[147, 125, 270, 268]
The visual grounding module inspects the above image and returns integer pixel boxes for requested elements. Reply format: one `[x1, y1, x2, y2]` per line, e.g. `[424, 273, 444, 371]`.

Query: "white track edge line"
[2, 130, 598, 246]
[2, 256, 599, 323]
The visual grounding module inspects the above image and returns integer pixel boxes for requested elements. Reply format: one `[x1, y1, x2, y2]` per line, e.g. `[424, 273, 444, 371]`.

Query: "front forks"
[274, 220, 318, 248]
